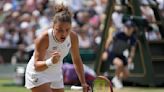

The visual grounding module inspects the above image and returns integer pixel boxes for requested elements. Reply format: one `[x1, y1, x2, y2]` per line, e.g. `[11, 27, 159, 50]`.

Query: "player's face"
[53, 22, 71, 42]
[124, 26, 135, 36]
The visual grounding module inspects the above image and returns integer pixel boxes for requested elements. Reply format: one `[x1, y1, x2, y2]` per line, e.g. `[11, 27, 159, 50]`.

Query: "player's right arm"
[34, 31, 49, 72]
[102, 29, 114, 60]
[34, 31, 61, 72]
[105, 30, 113, 50]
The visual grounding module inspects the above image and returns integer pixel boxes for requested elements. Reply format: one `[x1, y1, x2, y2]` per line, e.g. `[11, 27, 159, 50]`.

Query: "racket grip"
[71, 86, 83, 90]
[71, 86, 92, 92]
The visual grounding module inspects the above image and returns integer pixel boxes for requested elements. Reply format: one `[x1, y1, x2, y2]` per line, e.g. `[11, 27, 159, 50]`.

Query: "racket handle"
[71, 86, 83, 90]
[71, 86, 92, 92]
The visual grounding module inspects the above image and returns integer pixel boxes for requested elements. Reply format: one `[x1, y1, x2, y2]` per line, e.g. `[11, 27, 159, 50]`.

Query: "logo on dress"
[53, 46, 57, 50]
[67, 43, 70, 47]
[33, 78, 38, 83]
[31, 74, 38, 83]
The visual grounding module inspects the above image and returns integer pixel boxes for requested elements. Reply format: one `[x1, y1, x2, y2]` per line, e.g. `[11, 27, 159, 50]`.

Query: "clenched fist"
[51, 51, 61, 64]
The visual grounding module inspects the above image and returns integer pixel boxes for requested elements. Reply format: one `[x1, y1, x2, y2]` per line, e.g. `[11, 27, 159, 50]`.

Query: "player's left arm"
[70, 31, 88, 90]
[128, 37, 137, 63]
[128, 46, 136, 65]
[129, 46, 136, 58]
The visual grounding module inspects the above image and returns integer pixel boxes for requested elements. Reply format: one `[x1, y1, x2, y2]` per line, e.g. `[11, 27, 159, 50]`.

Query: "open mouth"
[61, 37, 66, 41]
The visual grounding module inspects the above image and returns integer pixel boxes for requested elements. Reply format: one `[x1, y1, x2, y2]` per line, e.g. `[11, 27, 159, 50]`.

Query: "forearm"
[129, 46, 136, 59]
[105, 38, 112, 50]
[105, 41, 111, 50]
[34, 61, 48, 72]
[74, 59, 86, 84]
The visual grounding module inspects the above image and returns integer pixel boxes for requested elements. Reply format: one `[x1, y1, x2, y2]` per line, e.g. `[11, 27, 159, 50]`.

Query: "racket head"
[92, 76, 113, 92]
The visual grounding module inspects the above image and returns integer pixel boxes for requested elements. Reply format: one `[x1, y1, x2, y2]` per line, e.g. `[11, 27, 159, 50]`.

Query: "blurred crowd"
[112, 0, 163, 41]
[0, 0, 107, 49]
[0, 0, 108, 64]
[0, 0, 163, 64]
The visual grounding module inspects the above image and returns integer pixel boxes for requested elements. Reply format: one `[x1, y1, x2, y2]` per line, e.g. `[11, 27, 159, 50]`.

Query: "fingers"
[82, 84, 91, 92]
[52, 51, 61, 58]
[83, 86, 91, 92]
[51, 51, 61, 56]
[51, 51, 61, 64]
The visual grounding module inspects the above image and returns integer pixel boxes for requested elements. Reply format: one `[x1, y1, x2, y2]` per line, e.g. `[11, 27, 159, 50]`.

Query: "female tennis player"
[25, 4, 89, 92]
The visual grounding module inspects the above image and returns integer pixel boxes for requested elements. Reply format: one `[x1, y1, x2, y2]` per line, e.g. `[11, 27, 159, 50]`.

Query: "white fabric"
[78, 34, 91, 48]
[50, 78, 64, 89]
[112, 12, 124, 31]
[25, 28, 71, 89]
[45, 57, 53, 67]
[112, 76, 123, 89]
[156, 0, 164, 10]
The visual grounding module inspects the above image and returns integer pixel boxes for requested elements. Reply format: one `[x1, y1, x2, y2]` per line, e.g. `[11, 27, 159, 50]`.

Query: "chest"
[47, 41, 71, 58]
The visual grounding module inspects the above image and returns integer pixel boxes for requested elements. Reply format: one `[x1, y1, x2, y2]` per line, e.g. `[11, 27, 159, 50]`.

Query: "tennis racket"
[71, 76, 113, 92]
[91, 76, 113, 92]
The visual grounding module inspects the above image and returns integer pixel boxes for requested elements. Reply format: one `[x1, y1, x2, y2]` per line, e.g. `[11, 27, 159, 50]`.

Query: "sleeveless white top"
[25, 28, 71, 82]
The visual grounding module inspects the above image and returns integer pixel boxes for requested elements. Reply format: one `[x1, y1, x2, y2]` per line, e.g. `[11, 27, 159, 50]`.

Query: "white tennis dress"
[25, 28, 71, 89]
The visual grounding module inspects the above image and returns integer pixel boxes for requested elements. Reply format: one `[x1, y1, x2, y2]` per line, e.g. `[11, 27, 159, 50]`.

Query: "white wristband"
[45, 58, 53, 67]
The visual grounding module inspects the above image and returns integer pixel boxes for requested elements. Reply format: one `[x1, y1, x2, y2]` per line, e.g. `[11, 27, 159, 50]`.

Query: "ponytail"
[53, 4, 72, 24]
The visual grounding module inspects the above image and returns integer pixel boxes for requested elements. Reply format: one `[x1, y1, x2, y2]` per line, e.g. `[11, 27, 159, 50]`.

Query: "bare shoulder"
[70, 31, 78, 42]
[35, 30, 48, 43]
[35, 30, 49, 49]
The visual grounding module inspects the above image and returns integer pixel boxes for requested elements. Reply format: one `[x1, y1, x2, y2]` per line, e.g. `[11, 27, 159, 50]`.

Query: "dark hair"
[124, 19, 136, 27]
[53, 4, 72, 24]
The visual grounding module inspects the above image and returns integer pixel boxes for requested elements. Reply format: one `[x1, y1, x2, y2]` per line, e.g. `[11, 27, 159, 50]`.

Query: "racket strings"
[92, 77, 112, 92]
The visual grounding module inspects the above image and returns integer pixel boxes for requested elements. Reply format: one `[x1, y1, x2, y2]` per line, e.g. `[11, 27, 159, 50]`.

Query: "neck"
[52, 30, 61, 43]
[126, 30, 133, 36]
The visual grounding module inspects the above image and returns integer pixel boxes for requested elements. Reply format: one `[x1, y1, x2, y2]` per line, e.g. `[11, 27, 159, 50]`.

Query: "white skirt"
[25, 61, 63, 89]
[25, 71, 63, 89]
